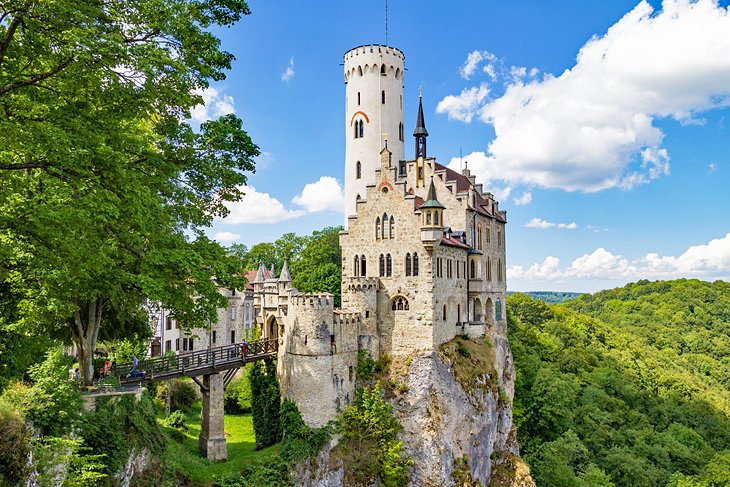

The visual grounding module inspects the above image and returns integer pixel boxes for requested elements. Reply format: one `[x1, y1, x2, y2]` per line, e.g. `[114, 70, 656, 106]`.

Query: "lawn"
[159, 402, 280, 485]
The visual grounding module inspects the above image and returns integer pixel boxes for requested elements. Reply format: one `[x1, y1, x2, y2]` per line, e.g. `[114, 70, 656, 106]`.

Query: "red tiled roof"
[441, 235, 471, 249]
[434, 162, 505, 222]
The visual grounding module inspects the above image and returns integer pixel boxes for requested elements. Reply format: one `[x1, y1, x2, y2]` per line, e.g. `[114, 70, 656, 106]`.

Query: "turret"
[413, 95, 429, 187]
[343, 45, 405, 227]
[420, 178, 445, 250]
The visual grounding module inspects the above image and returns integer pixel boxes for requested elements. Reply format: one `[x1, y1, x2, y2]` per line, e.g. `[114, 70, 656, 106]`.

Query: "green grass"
[159, 401, 280, 485]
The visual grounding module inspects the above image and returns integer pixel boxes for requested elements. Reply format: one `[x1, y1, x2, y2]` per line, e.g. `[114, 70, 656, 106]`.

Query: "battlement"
[333, 308, 362, 325]
[289, 292, 334, 308]
[345, 276, 379, 291]
[344, 45, 405, 82]
[344, 44, 405, 62]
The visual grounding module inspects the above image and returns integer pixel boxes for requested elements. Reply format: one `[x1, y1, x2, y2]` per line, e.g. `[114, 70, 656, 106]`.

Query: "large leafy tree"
[0, 0, 258, 384]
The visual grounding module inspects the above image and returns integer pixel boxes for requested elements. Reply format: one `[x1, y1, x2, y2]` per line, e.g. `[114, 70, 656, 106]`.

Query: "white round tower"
[343, 45, 405, 227]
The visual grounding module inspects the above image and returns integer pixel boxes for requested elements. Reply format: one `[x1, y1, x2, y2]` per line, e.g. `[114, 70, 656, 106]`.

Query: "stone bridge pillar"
[199, 373, 227, 461]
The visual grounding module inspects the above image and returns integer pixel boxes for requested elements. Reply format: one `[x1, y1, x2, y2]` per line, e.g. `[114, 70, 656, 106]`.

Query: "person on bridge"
[130, 356, 139, 377]
[242, 339, 249, 361]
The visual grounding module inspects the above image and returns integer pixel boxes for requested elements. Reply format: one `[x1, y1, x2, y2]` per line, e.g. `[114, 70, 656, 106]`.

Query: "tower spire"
[414, 95, 428, 159]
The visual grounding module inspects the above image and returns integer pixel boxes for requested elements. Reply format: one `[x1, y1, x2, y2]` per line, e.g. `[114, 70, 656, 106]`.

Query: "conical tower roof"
[252, 263, 267, 283]
[413, 96, 429, 137]
[279, 260, 292, 282]
[420, 178, 445, 209]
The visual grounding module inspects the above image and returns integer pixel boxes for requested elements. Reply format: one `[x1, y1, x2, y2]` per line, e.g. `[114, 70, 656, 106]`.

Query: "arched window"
[382, 90, 385, 104]
[413, 253, 419, 276]
[434, 211, 439, 225]
[443, 304, 447, 320]
[498, 230, 502, 247]
[477, 225, 483, 250]
[426, 211, 431, 225]
[357, 66, 362, 77]
[354, 124, 358, 139]
[382, 213, 388, 239]
[359, 120, 364, 138]
[354, 255, 360, 277]
[405, 253, 411, 276]
[375, 217, 381, 240]
[496, 298, 502, 321]
[396, 67, 401, 79]
[487, 257, 492, 281]
[389, 216, 395, 239]
[380, 64, 386, 75]
[361, 255, 366, 275]
[391, 296, 409, 311]
[379, 254, 385, 277]
[399, 122, 404, 141]
[386, 254, 392, 277]
[356, 161, 361, 179]
[498, 259, 503, 281]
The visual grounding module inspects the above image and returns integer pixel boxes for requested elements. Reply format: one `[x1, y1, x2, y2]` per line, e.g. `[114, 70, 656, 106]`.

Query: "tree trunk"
[70, 298, 104, 386]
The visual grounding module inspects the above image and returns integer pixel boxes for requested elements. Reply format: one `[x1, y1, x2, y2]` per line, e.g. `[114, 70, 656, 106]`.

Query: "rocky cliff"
[294, 326, 535, 486]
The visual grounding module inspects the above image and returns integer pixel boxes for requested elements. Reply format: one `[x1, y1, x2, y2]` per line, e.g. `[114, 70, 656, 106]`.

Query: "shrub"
[279, 399, 331, 462]
[356, 349, 377, 381]
[250, 359, 281, 449]
[165, 410, 187, 430]
[224, 369, 252, 414]
[32, 437, 107, 487]
[156, 379, 197, 412]
[2, 348, 82, 436]
[0, 398, 32, 485]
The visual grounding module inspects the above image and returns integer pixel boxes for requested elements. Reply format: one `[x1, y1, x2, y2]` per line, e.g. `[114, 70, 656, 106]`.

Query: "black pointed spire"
[413, 96, 428, 137]
[414, 95, 428, 159]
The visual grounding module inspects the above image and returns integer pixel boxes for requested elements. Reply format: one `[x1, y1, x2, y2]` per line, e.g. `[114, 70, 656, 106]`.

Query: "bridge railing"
[115, 338, 278, 382]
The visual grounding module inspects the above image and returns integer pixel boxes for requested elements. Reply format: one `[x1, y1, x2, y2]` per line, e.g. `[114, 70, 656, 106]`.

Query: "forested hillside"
[508, 279, 730, 487]
[507, 291, 583, 303]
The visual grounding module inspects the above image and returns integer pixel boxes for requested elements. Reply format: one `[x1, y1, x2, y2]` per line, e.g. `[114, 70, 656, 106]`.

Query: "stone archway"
[266, 315, 278, 340]
[485, 298, 494, 326]
[473, 297, 483, 322]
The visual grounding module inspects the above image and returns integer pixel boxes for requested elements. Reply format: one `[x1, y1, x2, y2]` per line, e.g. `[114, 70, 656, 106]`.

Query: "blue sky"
[200, 0, 730, 292]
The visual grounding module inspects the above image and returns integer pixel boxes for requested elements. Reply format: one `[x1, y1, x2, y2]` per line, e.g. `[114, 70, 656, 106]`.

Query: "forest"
[509, 279, 730, 486]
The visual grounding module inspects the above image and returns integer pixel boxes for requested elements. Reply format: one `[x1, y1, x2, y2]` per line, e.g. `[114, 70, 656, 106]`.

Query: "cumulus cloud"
[508, 233, 730, 288]
[436, 84, 490, 123]
[281, 57, 295, 81]
[190, 87, 235, 123]
[441, 0, 730, 192]
[709, 162, 717, 172]
[223, 186, 304, 224]
[525, 218, 577, 229]
[460, 50, 497, 79]
[213, 231, 241, 242]
[513, 192, 532, 206]
[291, 176, 344, 213]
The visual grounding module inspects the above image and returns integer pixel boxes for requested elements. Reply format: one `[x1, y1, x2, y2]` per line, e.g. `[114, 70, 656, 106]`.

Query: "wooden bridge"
[113, 338, 278, 462]
[114, 338, 278, 385]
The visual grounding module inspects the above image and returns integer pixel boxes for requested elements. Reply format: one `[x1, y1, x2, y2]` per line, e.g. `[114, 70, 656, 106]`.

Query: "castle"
[251, 45, 508, 427]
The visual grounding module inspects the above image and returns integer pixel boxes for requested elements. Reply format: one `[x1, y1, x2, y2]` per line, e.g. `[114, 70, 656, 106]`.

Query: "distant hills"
[507, 291, 583, 303]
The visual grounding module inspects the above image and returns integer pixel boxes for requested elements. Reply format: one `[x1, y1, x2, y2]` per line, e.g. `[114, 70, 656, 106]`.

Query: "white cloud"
[525, 218, 577, 229]
[190, 87, 235, 123]
[508, 233, 730, 289]
[513, 191, 532, 206]
[291, 176, 344, 213]
[223, 186, 304, 224]
[460, 50, 496, 79]
[709, 162, 717, 172]
[214, 231, 241, 242]
[436, 84, 490, 123]
[281, 57, 295, 81]
[440, 0, 730, 192]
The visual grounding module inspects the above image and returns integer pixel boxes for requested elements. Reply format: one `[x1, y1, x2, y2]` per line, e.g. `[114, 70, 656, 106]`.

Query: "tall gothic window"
[399, 122, 404, 141]
[391, 296, 409, 311]
[498, 259, 503, 281]
[354, 255, 360, 277]
[487, 257, 492, 281]
[389, 216, 395, 239]
[379, 254, 385, 277]
[375, 217, 381, 240]
[477, 225, 483, 250]
[356, 161, 361, 179]
[496, 298, 502, 321]
[361, 255, 366, 275]
[382, 213, 388, 239]
[386, 254, 392, 277]
[443, 305, 447, 320]
[470, 260, 476, 279]
[413, 253, 419, 276]
[354, 124, 358, 139]
[405, 253, 411, 276]
[359, 119, 364, 138]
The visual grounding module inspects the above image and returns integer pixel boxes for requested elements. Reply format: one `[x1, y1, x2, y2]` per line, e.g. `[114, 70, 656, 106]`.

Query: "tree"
[292, 226, 342, 305]
[0, 0, 258, 384]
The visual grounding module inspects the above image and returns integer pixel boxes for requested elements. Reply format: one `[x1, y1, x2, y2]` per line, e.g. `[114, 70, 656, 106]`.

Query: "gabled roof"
[433, 162, 506, 222]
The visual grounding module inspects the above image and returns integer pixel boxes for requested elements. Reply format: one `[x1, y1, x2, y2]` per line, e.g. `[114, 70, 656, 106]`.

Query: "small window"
[405, 253, 411, 277]
[213, 330, 217, 344]
[356, 161, 362, 179]
[382, 213, 388, 239]
[231, 307, 237, 320]
[413, 253, 419, 276]
[354, 255, 360, 276]
[386, 254, 392, 277]
[457, 304, 461, 323]
[354, 124, 359, 139]
[426, 211, 431, 225]
[496, 298, 503, 321]
[165, 340, 171, 353]
[166, 317, 172, 330]
[382, 90, 386, 104]
[391, 296, 409, 311]
[359, 119, 364, 138]
[389, 216, 395, 239]
[470, 260, 476, 279]
[175, 338, 180, 351]
[375, 217, 381, 240]
[361, 255, 366, 275]
[379, 254, 385, 277]
[434, 211, 439, 225]
[381, 64, 386, 75]
[399, 160, 406, 176]
[399, 122, 404, 142]
[498, 259, 503, 281]
[357, 91, 361, 104]
[231, 330, 235, 344]
[443, 305, 447, 320]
